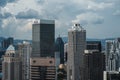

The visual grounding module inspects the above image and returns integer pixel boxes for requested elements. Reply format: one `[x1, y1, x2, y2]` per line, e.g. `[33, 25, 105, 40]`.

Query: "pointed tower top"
[6, 45, 15, 54]
[6, 45, 15, 51]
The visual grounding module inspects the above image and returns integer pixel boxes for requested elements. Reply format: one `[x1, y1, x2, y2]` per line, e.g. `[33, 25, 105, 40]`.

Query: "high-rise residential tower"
[105, 38, 120, 71]
[2, 45, 22, 80]
[67, 24, 86, 80]
[32, 20, 55, 57]
[17, 41, 32, 80]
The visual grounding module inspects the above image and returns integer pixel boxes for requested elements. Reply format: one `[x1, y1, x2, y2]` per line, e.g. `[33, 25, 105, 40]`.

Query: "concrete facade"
[30, 57, 56, 80]
[103, 71, 120, 80]
[105, 38, 120, 71]
[2, 45, 22, 80]
[17, 41, 32, 80]
[67, 24, 86, 80]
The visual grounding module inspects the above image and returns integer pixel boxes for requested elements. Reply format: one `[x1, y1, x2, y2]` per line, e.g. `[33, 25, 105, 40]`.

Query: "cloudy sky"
[0, 0, 120, 39]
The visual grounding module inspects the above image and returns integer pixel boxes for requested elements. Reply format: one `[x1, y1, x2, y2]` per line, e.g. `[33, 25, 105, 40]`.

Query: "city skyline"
[0, 0, 120, 39]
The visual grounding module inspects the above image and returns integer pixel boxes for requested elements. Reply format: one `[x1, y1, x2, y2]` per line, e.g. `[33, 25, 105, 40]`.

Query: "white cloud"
[72, 12, 104, 25]
[0, 17, 32, 39]
[72, 0, 114, 11]
[87, 2, 113, 11]
[113, 10, 120, 16]
[0, 0, 119, 39]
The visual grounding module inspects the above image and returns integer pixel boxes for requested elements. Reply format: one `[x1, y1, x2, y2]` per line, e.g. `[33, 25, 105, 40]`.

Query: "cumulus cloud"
[0, 0, 18, 7]
[0, 17, 32, 39]
[72, 12, 104, 25]
[87, 2, 113, 11]
[36, 0, 45, 4]
[0, 12, 12, 19]
[71, 0, 114, 11]
[113, 10, 120, 16]
[0, 0, 119, 39]
[15, 9, 41, 19]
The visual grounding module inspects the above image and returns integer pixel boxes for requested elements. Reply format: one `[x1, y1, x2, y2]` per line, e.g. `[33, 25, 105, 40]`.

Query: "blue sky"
[0, 0, 120, 39]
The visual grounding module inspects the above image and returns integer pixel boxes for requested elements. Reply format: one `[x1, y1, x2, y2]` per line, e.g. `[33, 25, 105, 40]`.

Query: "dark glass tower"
[55, 36, 64, 64]
[83, 51, 105, 80]
[1, 37, 14, 49]
[86, 41, 101, 52]
[32, 20, 55, 57]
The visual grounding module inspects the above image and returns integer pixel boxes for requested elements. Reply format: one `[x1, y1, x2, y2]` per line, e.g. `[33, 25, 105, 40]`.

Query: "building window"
[33, 60, 36, 63]
[49, 60, 53, 64]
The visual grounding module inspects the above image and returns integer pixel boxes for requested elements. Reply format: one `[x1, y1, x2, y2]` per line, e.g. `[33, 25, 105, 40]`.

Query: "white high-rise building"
[2, 45, 22, 80]
[17, 41, 32, 80]
[105, 38, 120, 71]
[67, 24, 86, 80]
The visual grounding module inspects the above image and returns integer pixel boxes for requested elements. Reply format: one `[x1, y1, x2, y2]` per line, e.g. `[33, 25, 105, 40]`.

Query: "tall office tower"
[32, 20, 55, 57]
[86, 41, 101, 52]
[103, 71, 120, 80]
[105, 38, 120, 71]
[30, 20, 56, 80]
[67, 24, 86, 80]
[1, 37, 14, 49]
[105, 40, 113, 71]
[83, 50, 105, 80]
[2, 45, 22, 80]
[17, 41, 32, 80]
[55, 36, 64, 64]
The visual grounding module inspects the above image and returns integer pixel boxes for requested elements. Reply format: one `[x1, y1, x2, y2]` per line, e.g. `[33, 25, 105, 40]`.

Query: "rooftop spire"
[72, 23, 84, 31]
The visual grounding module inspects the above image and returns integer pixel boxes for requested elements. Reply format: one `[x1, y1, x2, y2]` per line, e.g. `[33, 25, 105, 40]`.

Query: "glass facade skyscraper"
[32, 20, 55, 57]
[30, 20, 56, 80]
[55, 36, 64, 64]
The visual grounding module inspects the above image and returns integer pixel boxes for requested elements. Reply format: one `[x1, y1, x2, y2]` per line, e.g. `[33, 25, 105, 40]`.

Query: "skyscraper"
[55, 36, 64, 64]
[17, 41, 32, 80]
[105, 38, 120, 71]
[105, 40, 113, 70]
[2, 45, 22, 80]
[32, 20, 55, 57]
[86, 41, 101, 52]
[1, 37, 14, 49]
[83, 50, 105, 80]
[30, 20, 56, 80]
[67, 24, 86, 80]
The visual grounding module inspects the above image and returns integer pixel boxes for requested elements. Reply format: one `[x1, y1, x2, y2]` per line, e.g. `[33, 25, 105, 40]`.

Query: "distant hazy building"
[105, 38, 120, 71]
[86, 41, 101, 52]
[55, 36, 64, 64]
[30, 20, 56, 80]
[0, 50, 5, 80]
[2, 45, 22, 80]
[17, 41, 32, 80]
[32, 20, 55, 57]
[83, 50, 105, 80]
[67, 24, 86, 80]
[1, 37, 14, 49]
[64, 43, 68, 63]
[103, 71, 120, 80]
